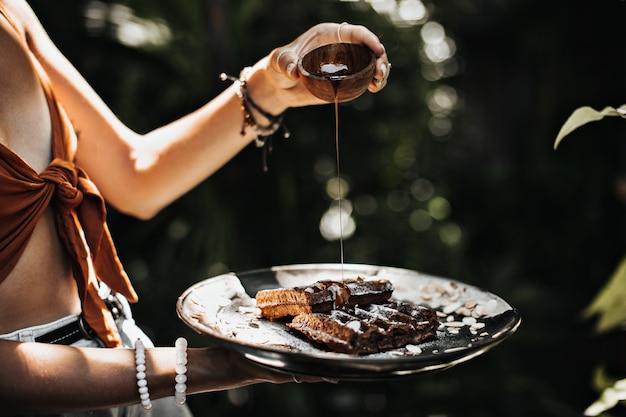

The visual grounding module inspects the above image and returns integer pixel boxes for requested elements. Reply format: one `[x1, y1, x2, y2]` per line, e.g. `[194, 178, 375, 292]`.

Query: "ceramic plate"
[177, 263, 521, 380]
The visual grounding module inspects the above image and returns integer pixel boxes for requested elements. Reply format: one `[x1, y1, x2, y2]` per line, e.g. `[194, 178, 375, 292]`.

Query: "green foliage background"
[30, 0, 626, 416]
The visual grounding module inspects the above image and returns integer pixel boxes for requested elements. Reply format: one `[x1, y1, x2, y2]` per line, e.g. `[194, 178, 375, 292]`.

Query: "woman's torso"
[0, 10, 81, 333]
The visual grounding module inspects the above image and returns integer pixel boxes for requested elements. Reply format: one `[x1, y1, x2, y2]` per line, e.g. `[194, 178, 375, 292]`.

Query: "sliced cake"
[255, 277, 393, 320]
[287, 302, 439, 354]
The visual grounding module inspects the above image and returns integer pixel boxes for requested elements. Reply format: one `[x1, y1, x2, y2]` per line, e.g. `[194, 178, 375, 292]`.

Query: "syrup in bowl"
[298, 42, 376, 103]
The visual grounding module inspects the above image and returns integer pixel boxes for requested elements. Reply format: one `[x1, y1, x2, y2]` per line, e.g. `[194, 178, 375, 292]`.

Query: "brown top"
[0, 5, 137, 347]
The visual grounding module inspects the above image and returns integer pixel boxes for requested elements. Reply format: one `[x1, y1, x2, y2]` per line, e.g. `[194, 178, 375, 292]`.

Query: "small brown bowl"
[298, 43, 376, 103]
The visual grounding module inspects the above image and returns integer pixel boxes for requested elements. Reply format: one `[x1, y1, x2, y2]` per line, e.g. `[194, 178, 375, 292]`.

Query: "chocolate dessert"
[255, 277, 439, 355]
[255, 277, 393, 320]
[287, 302, 439, 354]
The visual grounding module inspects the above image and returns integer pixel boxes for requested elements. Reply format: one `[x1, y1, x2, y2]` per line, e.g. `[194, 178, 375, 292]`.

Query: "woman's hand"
[225, 347, 339, 386]
[246, 23, 390, 113]
[190, 347, 337, 393]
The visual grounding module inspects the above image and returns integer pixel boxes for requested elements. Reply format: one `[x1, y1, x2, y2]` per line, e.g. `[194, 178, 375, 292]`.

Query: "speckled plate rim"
[176, 263, 521, 380]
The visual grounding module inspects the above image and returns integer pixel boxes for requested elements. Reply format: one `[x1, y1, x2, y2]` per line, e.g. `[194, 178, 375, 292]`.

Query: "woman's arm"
[12, 1, 389, 219]
[0, 340, 302, 414]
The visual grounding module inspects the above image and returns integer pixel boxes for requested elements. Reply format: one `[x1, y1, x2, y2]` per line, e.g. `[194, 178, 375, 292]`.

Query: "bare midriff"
[0, 210, 82, 334]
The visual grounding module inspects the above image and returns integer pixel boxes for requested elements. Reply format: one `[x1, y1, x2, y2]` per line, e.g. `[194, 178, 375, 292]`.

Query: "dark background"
[30, 0, 626, 415]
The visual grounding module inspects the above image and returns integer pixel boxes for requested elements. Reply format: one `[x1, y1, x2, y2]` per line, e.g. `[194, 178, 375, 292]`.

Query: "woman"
[0, 0, 390, 415]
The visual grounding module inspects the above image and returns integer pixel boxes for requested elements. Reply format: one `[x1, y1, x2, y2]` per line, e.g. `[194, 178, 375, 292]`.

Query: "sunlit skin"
[0, 0, 389, 413]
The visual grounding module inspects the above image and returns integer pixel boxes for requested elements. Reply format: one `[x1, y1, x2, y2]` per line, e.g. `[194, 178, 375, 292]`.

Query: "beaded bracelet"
[174, 337, 188, 406]
[134, 338, 152, 411]
[220, 67, 290, 171]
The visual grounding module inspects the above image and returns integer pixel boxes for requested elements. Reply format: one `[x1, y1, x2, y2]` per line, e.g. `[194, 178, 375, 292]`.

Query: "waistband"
[0, 288, 153, 348]
[0, 314, 100, 346]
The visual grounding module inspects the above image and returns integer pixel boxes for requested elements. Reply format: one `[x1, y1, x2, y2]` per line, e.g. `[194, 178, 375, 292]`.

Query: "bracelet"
[220, 67, 290, 171]
[174, 337, 188, 406]
[134, 338, 152, 411]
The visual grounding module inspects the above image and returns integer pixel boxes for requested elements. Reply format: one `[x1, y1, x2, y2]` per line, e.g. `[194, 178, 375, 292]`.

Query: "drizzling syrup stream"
[328, 76, 346, 281]
[321, 64, 352, 282]
[334, 94, 345, 280]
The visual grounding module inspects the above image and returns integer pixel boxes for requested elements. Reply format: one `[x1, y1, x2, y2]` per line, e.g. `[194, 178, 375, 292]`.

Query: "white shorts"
[0, 288, 153, 348]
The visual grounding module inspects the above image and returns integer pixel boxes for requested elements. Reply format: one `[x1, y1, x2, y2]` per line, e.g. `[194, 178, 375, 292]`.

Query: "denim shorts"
[0, 291, 193, 417]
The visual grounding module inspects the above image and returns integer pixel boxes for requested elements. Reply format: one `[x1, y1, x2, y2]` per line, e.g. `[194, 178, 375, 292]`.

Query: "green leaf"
[584, 373, 626, 416]
[584, 256, 626, 333]
[554, 104, 626, 149]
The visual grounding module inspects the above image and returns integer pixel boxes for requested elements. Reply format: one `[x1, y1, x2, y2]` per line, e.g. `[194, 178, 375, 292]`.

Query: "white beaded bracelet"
[174, 337, 188, 406]
[134, 338, 152, 411]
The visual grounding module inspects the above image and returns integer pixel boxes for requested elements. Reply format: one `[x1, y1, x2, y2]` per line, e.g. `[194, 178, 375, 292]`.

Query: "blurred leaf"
[584, 368, 626, 416]
[585, 256, 626, 333]
[554, 104, 626, 149]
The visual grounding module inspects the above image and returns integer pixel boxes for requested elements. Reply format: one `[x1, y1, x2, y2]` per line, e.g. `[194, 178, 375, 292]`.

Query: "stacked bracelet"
[220, 67, 290, 171]
[134, 338, 152, 411]
[174, 337, 188, 406]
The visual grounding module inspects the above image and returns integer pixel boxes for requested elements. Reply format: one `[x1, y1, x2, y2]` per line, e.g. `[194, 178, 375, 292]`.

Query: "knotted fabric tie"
[42, 159, 138, 347]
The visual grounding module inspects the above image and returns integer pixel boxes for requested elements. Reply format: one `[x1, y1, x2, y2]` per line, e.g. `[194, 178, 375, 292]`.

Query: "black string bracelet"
[220, 67, 290, 171]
